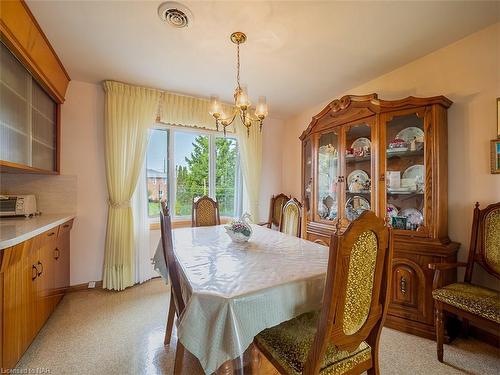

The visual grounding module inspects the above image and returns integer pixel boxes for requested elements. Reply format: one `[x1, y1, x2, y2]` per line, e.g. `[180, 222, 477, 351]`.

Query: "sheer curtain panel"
[103, 81, 161, 291]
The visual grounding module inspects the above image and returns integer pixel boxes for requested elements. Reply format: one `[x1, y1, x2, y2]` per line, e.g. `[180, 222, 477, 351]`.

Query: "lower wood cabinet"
[0, 219, 72, 370]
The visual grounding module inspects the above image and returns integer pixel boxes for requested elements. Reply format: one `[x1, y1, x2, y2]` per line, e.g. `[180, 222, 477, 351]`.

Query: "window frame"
[147, 123, 243, 223]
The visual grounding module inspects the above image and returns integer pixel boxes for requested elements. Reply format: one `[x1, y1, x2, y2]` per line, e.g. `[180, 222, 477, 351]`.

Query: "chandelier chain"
[236, 42, 241, 89]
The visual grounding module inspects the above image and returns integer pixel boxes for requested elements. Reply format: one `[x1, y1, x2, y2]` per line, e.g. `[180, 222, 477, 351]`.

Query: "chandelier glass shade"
[209, 32, 268, 136]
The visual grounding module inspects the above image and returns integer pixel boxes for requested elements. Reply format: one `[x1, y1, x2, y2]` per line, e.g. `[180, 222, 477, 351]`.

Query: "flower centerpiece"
[225, 213, 253, 243]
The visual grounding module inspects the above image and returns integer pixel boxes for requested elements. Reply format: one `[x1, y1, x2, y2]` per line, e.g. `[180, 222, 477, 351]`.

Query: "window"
[146, 126, 242, 220]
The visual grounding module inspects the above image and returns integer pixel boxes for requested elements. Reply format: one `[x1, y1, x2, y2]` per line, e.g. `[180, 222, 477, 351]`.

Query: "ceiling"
[27, 1, 499, 119]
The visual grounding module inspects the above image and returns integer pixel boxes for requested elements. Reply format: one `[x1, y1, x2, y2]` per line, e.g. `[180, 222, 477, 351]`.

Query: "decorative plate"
[347, 169, 370, 187]
[351, 137, 371, 150]
[402, 164, 424, 181]
[400, 208, 424, 225]
[396, 127, 424, 143]
[345, 196, 370, 221]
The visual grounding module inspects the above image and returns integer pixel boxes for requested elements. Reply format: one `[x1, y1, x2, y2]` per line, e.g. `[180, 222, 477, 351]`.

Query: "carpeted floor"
[15, 279, 499, 374]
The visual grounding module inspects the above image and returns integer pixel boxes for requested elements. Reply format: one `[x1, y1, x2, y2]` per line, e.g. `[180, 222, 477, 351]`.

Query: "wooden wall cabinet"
[300, 94, 459, 340]
[0, 0, 69, 174]
[0, 220, 72, 370]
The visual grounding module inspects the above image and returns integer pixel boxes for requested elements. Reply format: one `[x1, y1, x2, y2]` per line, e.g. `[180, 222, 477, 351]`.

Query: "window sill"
[150, 217, 232, 231]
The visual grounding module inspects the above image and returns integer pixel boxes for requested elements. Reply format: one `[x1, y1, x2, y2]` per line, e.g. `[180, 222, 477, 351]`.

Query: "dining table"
[153, 223, 329, 374]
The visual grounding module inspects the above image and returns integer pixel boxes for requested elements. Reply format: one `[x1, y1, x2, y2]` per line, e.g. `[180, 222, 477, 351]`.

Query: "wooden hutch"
[300, 94, 459, 339]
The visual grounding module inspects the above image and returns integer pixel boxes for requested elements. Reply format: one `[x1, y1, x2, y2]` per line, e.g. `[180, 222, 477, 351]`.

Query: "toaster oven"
[0, 195, 37, 217]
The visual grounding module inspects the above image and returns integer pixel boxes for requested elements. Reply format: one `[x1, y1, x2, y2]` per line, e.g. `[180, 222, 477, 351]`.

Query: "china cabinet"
[300, 94, 459, 340]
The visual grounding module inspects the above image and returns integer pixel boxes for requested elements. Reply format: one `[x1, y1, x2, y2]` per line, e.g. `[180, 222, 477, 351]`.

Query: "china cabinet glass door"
[316, 130, 340, 222]
[384, 109, 427, 232]
[303, 139, 313, 221]
[343, 121, 374, 222]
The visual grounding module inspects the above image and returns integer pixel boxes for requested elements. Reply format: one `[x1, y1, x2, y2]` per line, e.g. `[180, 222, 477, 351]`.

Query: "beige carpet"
[16, 279, 499, 375]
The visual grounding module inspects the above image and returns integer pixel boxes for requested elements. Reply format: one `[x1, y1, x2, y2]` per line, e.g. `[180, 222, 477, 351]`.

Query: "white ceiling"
[27, 1, 499, 119]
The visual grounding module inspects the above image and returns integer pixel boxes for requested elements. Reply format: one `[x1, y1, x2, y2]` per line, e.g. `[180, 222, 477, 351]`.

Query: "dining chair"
[253, 211, 393, 375]
[279, 198, 302, 238]
[160, 201, 187, 374]
[429, 202, 500, 362]
[191, 195, 221, 227]
[260, 193, 290, 229]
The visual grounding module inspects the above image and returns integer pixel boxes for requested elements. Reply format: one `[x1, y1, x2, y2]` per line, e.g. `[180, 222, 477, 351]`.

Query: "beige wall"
[282, 23, 500, 286]
[61, 80, 284, 285]
[60, 81, 107, 286]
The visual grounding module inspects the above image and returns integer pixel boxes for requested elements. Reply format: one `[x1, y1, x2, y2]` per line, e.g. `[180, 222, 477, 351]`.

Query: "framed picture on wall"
[491, 139, 500, 174]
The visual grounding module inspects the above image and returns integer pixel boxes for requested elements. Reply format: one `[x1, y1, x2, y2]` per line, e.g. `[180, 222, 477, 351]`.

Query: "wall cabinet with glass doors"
[0, 0, 70, 174]
[300, 94, 459, 340]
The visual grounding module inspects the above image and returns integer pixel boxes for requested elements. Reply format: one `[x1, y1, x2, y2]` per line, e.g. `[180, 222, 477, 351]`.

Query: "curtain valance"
[159, 91, 236, 133]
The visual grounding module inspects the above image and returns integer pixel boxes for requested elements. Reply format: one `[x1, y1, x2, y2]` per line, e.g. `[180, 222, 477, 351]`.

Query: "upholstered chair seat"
[432, 283, 500, 324]
[255, 311, 371, 375]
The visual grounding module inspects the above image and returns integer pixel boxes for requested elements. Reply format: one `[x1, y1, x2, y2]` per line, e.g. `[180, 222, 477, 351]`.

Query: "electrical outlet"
[88, 281, 96, 288]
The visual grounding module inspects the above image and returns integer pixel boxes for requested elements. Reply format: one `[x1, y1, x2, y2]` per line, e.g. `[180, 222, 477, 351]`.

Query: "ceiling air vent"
[158, 2, 193, 28]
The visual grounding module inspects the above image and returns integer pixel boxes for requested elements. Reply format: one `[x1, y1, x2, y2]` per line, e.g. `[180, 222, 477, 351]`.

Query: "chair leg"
[435, 303, 444, 362]
[164, 295, 176, 345]
[250, 344, 261, 375]
[174, 342, 185, 374]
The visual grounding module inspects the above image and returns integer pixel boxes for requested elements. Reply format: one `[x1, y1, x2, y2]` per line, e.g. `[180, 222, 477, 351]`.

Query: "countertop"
[0, 213, 76, 250]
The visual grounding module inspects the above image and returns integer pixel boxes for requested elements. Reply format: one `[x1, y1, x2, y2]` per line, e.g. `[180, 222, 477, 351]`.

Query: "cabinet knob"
[54, 248, 60, 260]
[380, 173, 385, 182]
[37, 261, 43, 277]
[32, 265, 38, 280]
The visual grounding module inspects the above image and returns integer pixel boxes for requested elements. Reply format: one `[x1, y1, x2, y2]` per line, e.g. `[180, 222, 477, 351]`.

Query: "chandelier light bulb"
[235, 84, 250, 110]
[209, 95, 221, 117]
[255, 96, 268, 119]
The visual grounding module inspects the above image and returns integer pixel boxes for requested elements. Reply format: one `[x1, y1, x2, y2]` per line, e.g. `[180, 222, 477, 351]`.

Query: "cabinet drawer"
[57, 220, 73, 238]
[36, 226, 59, 247]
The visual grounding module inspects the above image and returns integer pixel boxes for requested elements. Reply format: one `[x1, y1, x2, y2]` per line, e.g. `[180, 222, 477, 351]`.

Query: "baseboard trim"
[67, 280, 103, 293]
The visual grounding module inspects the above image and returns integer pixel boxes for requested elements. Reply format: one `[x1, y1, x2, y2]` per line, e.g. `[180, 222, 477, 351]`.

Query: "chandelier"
[209, 32, 268, 136]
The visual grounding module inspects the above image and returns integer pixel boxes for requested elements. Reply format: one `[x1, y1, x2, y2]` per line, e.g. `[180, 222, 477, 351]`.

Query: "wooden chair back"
[279, 198, 302, 238]
[303, 210, 392, 374]
[464, 202, 500, 282]
[160, 201, 185, 316]
[191, 195, 220, 227]
[267, 193, 290, 228]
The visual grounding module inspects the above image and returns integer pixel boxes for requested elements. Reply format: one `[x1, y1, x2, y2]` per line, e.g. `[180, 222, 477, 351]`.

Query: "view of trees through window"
[146, 127, 240, 218]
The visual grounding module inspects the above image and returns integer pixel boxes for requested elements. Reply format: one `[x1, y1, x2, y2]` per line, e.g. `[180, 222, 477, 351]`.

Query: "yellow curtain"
[159, 92, 235, 132]
[103, 81, 162, 291]
[235, 120, 262, 222]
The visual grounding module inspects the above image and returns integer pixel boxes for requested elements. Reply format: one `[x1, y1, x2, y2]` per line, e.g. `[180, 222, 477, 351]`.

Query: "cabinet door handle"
[47, 232, 55, 237]
[380, 173, 385, 182]
[32, 265, 38, 280]
[54, 248, 60, 260]
[63, 224, 70, 228]
[400, 276, 407, 295]
[37, 261, 43, 277]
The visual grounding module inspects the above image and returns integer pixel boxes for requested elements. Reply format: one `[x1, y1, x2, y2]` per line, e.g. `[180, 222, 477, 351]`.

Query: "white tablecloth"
[154, 224, 329, 374]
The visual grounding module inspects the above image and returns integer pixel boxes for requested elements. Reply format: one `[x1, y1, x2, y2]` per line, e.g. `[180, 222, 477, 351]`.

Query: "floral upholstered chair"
[429, 202, 500, 362]
[280, 198, 303, 238]
[260, 193, 290, 230]
[252, 211, 393, 375]
[191, 196, 221, 227]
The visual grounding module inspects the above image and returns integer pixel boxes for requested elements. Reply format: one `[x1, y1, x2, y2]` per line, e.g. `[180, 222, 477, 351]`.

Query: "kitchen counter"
[0, 213, 75, 249]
